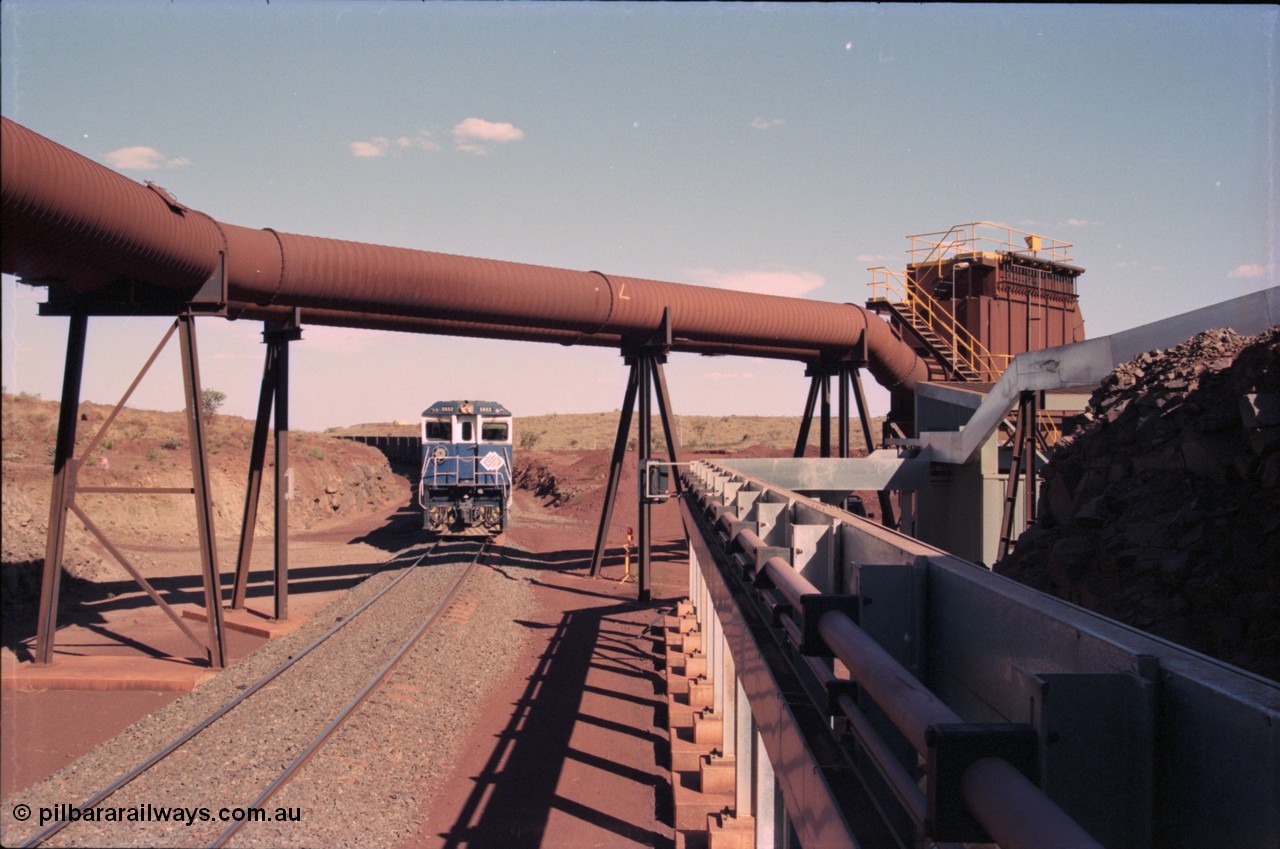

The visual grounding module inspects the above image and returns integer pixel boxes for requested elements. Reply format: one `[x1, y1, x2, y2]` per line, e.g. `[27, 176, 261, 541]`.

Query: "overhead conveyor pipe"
[1, 116, 927, 403]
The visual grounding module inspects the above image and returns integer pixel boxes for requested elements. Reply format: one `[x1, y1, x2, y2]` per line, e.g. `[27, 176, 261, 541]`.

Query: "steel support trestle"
[794, 361, 898, 529]
[998, 390, 1040, 561]
[35, 314, 88, 666]
[589, 311, 681, 601]
[35, 314, 229, 668]
[272, 322, 292, 621]
[178, 315, 227, 668]
[232, 316, 301, 620]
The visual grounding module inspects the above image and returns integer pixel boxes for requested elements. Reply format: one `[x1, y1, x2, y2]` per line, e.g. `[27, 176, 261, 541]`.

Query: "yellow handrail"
[907, 221, 1074, 268]
[1038, 408, 1062, 446]
[868, 266, 1011, 380]
[997, 408, 1061, 449]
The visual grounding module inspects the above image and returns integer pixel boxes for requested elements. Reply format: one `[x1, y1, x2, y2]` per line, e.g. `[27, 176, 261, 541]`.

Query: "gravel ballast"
[1, 542, 537, 848]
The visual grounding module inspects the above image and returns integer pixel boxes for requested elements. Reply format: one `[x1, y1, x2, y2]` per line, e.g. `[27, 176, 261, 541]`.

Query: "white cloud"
[452, 117, 524, 155]
[856, 253, 897, 265]
[350, 138, 391, 158]
[350, 130, 439, 158]
[396, 130, 440, 152]
[685, 268, 825, 298]
[751, 117, 784, 130]
[103, 146, 191, 170]
[1062, 218, 1092, 227]
[1228, 263, 1275, 279]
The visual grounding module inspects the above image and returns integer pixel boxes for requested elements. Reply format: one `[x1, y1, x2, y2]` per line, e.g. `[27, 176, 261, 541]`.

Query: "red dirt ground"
[0, 507, 414, 799]
[0, 439, 696, 820]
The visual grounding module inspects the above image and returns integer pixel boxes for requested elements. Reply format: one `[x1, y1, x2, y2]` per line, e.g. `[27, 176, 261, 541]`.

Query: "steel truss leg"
[231, 319, 298, 619]
[651, 356, 683, 494]
[849, 366, 898, 530]
[796, 364, 840, 459]
[637, 355, 653, 602]
[232, 336, 279, 608]
[838, 364, 851, 459]
[998, 391, 1039, 561]
[589, 361, 639, 578]
[589, 347, 679, 603]
[35, 314, 88, 665]
[1023, 391, 1039, 529]
[178, 315, 227, 668]
[819, 369, 832, 458]
[794, 363, 900, 529]
[272, 324, 291, 621]
[793, 373, 821, 458]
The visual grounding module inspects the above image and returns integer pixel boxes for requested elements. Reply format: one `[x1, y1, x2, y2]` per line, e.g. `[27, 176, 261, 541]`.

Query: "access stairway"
[866, 296, 982, 382]
[865, 264, 1005, 385]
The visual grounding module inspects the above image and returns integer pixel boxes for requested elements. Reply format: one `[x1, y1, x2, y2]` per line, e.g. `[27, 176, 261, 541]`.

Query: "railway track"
[19, 538, 491, 849]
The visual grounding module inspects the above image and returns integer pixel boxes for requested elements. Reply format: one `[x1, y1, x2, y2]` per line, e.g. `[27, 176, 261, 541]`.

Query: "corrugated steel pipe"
[2, 116, 927, 403]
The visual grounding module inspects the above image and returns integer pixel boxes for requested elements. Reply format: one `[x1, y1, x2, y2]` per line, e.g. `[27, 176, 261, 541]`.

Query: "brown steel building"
[868, 222, 1086, 386]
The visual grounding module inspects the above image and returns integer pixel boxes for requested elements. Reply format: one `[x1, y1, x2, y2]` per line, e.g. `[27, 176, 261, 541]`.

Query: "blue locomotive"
[418, 400, 514, 536]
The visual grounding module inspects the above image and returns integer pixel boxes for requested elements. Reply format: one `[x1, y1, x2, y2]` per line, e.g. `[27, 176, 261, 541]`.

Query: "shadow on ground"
[433, 576, 676, 849]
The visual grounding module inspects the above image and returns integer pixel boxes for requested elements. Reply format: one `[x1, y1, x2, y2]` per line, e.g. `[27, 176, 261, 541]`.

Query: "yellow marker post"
[619, 526, 635, 583]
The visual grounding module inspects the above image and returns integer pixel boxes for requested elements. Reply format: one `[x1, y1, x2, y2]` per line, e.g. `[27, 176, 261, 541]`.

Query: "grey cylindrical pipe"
[2, 116, 926, 402]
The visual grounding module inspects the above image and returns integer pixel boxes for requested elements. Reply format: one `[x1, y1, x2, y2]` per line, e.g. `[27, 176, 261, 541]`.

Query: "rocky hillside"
[2, 395, 405, 590]
[996, 327, 1280, 680]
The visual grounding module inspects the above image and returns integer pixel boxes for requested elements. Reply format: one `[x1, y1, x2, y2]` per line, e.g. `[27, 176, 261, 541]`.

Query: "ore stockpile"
[997, 327, 1280, 679]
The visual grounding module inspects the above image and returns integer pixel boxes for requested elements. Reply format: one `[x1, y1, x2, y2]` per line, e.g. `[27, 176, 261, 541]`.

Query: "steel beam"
[231, 330, 279, 609]
[272, 321, 292, 621]
[35, 314, 87, 666]
[637, 354, 653, 602]
[588, 361, 639, 578]
[178, 315, 227, 668]
[792, 375, 820, 458]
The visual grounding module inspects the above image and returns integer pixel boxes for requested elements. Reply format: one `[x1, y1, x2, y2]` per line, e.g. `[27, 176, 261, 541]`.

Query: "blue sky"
[2, 2, 1276, 431]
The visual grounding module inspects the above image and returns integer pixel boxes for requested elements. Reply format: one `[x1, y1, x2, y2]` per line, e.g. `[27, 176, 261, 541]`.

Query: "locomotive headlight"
[433, 446, 447, 460]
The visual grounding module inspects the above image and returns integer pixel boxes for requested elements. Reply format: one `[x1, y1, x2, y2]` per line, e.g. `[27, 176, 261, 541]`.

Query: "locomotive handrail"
[417, 444, 512, 536]
[418, 456, 511, 503]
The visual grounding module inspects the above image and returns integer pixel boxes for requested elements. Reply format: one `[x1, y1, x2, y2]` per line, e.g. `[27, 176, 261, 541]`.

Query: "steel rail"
[209, 539, 489, 847]
[19, 541, 449, 849]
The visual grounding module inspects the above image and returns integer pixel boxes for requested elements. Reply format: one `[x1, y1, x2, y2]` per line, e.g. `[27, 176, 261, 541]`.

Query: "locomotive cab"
[418, 400, 513, 536]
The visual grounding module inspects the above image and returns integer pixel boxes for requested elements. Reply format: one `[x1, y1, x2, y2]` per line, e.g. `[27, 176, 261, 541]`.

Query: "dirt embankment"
[996, 327, 1280, 679]
[1, 396, 406, 605]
